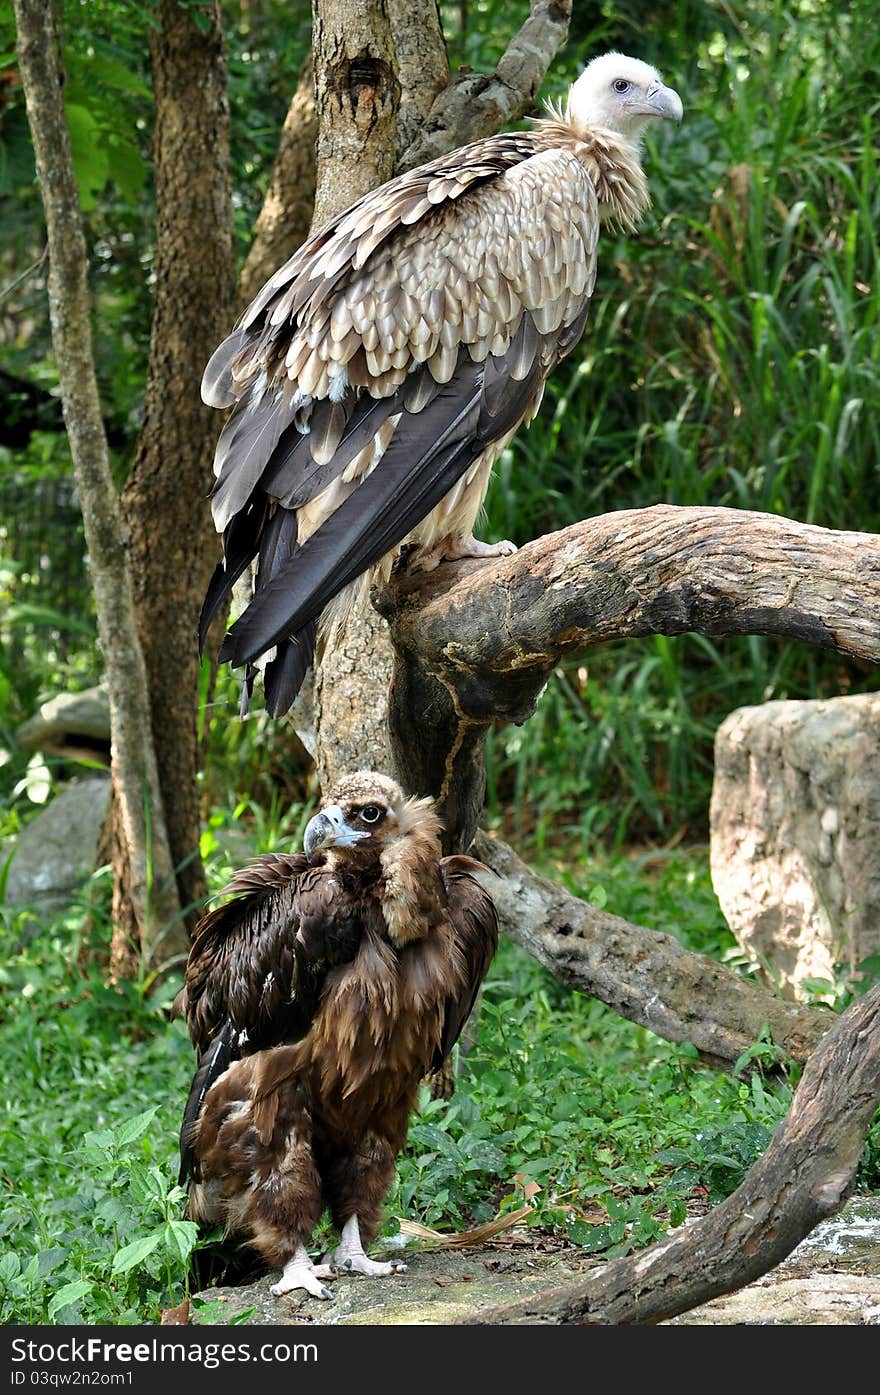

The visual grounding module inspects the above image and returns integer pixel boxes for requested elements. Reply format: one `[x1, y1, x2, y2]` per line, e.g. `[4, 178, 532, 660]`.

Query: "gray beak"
[647, 81, 684, 124]
[303, 804, 370, 863]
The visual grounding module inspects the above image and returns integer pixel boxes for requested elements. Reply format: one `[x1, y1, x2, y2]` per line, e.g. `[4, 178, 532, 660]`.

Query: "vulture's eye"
[612, 78, 631, 93]
[360, 805, 384, 824]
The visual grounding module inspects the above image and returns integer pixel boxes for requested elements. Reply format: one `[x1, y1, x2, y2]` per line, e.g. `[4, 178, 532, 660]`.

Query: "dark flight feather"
[183, 852, 362, 1058]
[179, 1022, 235, 1184]
[198, 498, 268, 654]
[219, 327, 550, 667]
[260, 378, 410, 510]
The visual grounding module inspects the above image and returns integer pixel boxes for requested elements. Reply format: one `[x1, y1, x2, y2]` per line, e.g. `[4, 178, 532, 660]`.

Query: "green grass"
[2, 847, 877, 1324]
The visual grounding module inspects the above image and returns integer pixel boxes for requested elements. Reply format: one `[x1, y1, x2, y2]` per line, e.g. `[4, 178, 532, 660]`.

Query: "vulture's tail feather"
[263, 621, 318, 716]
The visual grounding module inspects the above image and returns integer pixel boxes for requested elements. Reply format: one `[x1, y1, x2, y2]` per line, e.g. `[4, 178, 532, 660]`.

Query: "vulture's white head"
[566, 52, 683, 143]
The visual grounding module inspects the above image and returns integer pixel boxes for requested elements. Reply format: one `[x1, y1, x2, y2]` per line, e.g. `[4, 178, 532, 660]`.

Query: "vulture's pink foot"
[270, 1246, 335, 1301]
[327, 1215, 408, 1280]
[338, 1254, 407, 1278]
[449, 535, 517, 561]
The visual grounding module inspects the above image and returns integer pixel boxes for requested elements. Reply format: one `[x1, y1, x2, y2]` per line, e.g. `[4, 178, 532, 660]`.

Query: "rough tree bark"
[116, 0, 234, 966]
[399, 0, 573, 171]
[237, 54, 317, 310]
[14, 0, 182, 968]
[381, 505, 880, 847]
[466, 980, 880, 1324]
[307, 0, 403, 788]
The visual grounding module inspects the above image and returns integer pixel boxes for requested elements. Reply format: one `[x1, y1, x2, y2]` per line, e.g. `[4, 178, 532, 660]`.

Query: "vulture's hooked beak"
[645, 81, 683, 124]
[304, 805, 370, 862]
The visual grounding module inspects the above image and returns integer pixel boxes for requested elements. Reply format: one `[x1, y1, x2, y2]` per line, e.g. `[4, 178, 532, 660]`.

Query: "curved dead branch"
[389, 506, 880, 716]
[380, 505, 880, 847]
[465, 980, 880, 1324]
[473, 831, 833, 1068]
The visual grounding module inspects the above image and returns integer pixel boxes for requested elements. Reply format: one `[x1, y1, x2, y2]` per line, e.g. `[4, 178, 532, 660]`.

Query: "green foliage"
[2, 849, 878, 1322]
[0, 899, 198, 1323]
[393, 935, 792, 1251]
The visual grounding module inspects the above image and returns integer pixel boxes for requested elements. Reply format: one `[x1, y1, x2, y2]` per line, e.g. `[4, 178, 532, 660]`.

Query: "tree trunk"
[466, 980, 880, 1324]
[237, 53, 317, 310]
[116, 0, 234, 964]
[14, 0, 182, 969]
[310, 0, 573, 789]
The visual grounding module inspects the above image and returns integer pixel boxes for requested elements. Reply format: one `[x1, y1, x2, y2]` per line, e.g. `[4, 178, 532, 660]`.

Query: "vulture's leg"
[328, 1215, 407, 1279]
[270, 1245, 335, 1301]
[322, 1135, 406, 1277]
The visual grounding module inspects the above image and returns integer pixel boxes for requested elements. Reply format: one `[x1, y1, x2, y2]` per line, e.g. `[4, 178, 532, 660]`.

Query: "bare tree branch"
[390, 506, 880, 706]
[473, 831, 833, 1067]
[381, 505, 880, 846]
[14, 0, 183, 963]
[466, 981, 880, 1324]
[399, 0, 572, 170]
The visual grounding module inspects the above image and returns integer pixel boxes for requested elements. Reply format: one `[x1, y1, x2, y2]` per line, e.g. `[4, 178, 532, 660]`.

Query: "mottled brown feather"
[181, 778, 498, 1267]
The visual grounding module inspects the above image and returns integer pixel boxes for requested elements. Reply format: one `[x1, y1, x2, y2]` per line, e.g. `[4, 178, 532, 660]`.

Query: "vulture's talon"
[270, 1249, 337, 1300]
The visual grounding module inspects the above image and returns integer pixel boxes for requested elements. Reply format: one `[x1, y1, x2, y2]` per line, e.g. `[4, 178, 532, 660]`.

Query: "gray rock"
[4, 775, 110, 915]
[17, 686, 110, 765]
[672, 1196, 880, 1325]
[710, 695, 880, 997]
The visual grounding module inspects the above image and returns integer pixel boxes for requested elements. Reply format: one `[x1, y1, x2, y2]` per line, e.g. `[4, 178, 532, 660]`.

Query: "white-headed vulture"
[200, 53, 683, 714]
[178, 772, 497, 1299]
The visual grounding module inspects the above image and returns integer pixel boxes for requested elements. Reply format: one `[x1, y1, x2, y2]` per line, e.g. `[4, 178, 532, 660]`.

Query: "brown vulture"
[178, 772, 498, 1299]
[200, 52, 683, 714]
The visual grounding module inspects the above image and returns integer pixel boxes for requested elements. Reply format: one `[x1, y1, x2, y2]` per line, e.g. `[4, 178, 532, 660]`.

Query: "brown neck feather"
[379, 809, 444, 947]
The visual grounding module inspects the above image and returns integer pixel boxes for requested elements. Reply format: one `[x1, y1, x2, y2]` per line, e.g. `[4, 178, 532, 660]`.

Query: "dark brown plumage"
[178, 772, 497, 1299]
[200, 53, 682, 714]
